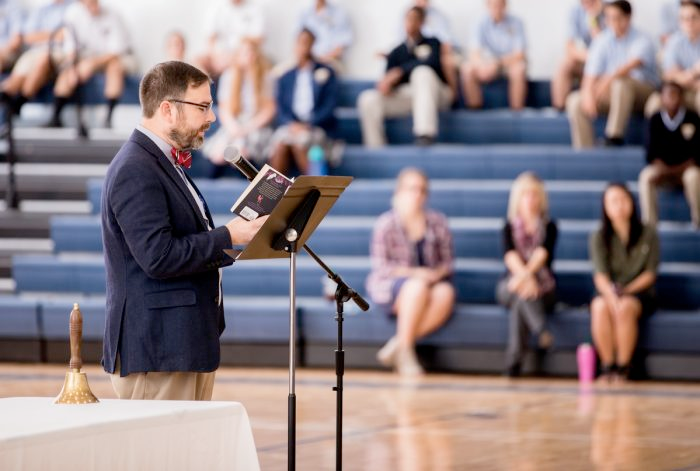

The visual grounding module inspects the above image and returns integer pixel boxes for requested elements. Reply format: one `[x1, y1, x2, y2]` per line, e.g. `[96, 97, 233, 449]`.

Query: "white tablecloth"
[0, 397, 260, 471]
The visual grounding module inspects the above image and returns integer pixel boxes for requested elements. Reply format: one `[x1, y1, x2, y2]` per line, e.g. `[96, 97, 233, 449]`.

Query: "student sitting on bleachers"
[358, 6, 454, 147]
[268, 29, 337, 175]
[496, 172, 557, 378]
[551, 0, 605, 111]
[0, 0, 72, 116]
[460, 0, 527, 110]
[367, 168, 455, 377]
[661, 0, 682, 48]
[164, 30, 187, 63]
[46, 0, 134, 132]
[566, 0, 658, 148]
[639, 81, 700, 228]
[195, 0, 265, 79]
[0, 0, 24, 73]
[202, 38, 276, 179]
[647, 0, 700, 117]
[297, 0, 353, 73]
[589, 183, 659, 383]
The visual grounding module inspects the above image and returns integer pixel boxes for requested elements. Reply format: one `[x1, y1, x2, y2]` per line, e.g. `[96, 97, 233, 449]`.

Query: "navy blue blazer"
[101, 130, 234, 376]
[275, 61, 338, 134]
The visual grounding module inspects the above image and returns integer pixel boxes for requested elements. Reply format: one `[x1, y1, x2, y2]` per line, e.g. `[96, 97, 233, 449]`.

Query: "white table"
[0, 397, 260, 471]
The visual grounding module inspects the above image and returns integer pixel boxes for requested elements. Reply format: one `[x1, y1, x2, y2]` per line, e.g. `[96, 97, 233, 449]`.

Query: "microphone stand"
[232, 157, 368, 471]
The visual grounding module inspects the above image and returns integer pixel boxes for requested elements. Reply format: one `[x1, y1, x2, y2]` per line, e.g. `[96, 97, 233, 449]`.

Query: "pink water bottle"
[577, 343, 596, 383]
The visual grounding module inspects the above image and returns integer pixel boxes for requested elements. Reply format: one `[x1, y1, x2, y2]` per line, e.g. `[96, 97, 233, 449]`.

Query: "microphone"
[224, 146, 259, 181]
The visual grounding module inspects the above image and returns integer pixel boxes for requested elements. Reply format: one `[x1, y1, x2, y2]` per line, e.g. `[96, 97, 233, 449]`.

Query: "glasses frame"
[167, 98, 213, 113]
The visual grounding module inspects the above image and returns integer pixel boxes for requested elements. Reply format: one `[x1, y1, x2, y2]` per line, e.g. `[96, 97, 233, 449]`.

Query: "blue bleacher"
[12, 255, 700, 311]
[87, 178, 694, 222]
[50, 215, 700, 263]
[5, 74, 700, 379]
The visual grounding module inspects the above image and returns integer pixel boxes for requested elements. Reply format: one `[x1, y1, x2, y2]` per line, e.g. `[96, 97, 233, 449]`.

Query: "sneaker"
[376, 336, 399, 368]
[505, 363, 521, 378]
[396, 347, 424, 377]
[414, 135, 435, 146]
[604, 136, 624, 147]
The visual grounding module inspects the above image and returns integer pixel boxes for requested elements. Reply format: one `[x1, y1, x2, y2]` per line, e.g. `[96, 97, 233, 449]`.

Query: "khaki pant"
[644, 89, 700, 118]
[110, 369, 216, 401]
[638, 162, 700, 226]
[566, 78, 655, 148]
[358, 66, 453, 147]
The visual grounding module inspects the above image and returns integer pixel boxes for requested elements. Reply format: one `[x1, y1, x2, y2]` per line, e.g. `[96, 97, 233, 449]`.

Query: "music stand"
[225, 175, 365, 471]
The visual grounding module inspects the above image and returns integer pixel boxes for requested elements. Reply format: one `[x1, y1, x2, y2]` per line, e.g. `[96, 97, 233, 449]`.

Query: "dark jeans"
[496, 278, 556, 369]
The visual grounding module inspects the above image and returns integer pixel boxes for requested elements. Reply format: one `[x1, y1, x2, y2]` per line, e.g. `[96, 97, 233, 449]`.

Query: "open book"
[230, 164, 293, 221]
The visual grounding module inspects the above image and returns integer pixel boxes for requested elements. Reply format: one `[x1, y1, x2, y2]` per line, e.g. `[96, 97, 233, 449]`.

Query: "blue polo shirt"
[663, 31, 700, 72]
[568, 4, 605, 48]
[585, 27, 659, 86]
[470, 13, 526, 59]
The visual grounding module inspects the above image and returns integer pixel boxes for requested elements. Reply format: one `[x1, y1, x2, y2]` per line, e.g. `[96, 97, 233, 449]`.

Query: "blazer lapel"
[131, 130, 210, 231]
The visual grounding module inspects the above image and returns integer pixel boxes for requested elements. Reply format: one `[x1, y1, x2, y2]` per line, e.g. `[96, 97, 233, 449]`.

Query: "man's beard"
[168, 118, 210, 150]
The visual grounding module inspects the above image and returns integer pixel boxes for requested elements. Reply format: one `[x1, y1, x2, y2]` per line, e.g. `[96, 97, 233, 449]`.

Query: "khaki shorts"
[12, 46, 66, 76]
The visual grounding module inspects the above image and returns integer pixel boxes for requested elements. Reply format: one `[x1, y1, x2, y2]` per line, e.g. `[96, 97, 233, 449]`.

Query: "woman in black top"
[496, 172, 558, 377]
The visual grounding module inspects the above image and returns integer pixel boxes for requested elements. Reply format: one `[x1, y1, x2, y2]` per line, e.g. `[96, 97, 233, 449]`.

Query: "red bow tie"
[171, 147, 192, 169]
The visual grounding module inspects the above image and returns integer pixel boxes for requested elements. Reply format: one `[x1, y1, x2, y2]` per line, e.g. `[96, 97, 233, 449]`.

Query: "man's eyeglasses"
[168, 99, 213, 113]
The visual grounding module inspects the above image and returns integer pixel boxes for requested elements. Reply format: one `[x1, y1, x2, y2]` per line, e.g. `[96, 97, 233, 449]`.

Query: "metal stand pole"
[286, 230, 299, 471]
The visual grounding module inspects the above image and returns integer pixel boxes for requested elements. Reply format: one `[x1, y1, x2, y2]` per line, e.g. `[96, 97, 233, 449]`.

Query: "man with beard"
[101, 60, 267, 401]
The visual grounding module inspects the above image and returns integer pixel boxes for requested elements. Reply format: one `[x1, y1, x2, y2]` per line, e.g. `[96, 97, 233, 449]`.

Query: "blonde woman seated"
[497, 172, 557, 377]
[366, 168, 455, 376]
[202, 38, 276, 178]
[589, 183, 659, 383]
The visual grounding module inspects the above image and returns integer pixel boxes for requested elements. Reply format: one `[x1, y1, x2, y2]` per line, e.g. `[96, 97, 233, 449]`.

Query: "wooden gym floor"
[2, 363, 700, 470]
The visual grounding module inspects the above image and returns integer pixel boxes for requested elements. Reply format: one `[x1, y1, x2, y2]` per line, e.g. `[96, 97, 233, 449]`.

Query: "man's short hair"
[604, 0, 632, 16]
[299, 27, 316, 43]
[661, 81, 684, 95]
[139, 61, 210, 118]
[681, 0, 700, 11]
[407, 6, 427, 22]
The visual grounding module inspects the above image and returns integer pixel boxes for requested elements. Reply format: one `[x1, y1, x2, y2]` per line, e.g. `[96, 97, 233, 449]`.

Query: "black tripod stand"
[273, 187, 369, 471]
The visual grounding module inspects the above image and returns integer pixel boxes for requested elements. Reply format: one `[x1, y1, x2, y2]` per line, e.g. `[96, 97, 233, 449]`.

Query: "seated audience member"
[639, 82, 700, 227]
[366, 168, 455, 377]
[47, 0, 133, 131]
[195, 0, 265, 78]
[551, 0, 605, 111]
[0, 0, 24, 72]
[165, 30, 187, 62]
[496, 172, 557, 378]
[396, 0, 459, 58]
[0, 0, 72, 115]
[297, 0, 353, 72]
[647, 0, 700, 116]
[358, 6, 454, 148]
[661, 0, 682, 47]
[268, 29, 337, 175]
[461, 0, 527, 110]
[202, 39, 276, 178]
[589, 183, 659, 383]
[566, 0, 658, 148]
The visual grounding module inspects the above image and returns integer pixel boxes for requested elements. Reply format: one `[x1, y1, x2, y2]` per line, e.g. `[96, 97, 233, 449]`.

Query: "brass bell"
[55, 303, 99, 404]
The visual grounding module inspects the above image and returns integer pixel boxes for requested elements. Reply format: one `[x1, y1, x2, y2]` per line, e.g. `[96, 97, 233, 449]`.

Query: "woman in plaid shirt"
[366, 168, 455, 376]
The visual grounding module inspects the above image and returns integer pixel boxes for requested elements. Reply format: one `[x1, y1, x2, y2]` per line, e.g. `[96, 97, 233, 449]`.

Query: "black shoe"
[45, 116, 63, 128]
[414, 135, 435, 146]
[505, 363, 521, 378]
[77, 123, 89, 139]
[604, 136, 624, 147]
[598, 363, 617, 383]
